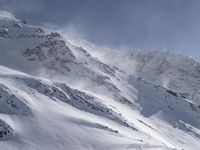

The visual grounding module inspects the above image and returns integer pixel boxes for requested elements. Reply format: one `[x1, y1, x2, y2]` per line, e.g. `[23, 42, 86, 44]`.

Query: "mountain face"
[79, 44, 200, 105]
[0, 11, 200, 150]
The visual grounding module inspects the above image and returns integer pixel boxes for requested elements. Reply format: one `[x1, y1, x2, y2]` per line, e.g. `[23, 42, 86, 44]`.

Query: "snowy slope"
[0, 11, 200, 150]
[0, 11, 121, 103]
[76, 41, 200, 105]
[126, 50, 200, 105]
[1, 63, 200, 150]
[0, 65, 169, 150]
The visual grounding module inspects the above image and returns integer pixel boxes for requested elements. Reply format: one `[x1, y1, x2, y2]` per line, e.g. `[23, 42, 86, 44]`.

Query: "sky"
[1, 0, 200, 59]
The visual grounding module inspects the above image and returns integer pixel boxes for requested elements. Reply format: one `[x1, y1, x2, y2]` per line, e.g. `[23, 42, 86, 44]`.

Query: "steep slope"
[0, 11, 123, 105]
[76, 41, 200, 105]
[0, 11, 75, 74]
[127, 50, 200, 105]
[1, 64, 200, 150]
[0, 11, 200, 150]
[0, 65, 169, 150]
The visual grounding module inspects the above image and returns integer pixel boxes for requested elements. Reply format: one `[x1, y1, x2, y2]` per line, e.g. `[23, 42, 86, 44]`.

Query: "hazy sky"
[1, 0, 200, 59]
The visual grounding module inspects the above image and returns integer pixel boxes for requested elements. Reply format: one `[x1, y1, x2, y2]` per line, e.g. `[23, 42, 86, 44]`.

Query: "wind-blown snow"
[0, 11, 200, 150]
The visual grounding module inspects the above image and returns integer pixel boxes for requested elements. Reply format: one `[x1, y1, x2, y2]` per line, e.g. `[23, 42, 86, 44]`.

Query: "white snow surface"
[0, 11, 199, 150]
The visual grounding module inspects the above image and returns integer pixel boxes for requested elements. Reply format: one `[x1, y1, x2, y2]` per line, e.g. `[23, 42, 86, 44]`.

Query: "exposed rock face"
[0, 84, 31, 115]
[22, 33, 76, 73]
[0, 119, 15, 140]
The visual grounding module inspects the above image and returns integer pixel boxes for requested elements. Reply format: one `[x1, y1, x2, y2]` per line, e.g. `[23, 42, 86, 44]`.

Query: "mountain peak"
[0, 11, 17, 21]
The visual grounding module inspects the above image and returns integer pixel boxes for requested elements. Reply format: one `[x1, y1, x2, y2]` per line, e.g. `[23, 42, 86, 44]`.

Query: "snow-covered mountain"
[78, 43, 200, 105]
[0, 11, 200, 150]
